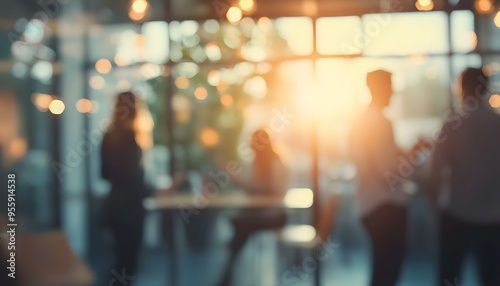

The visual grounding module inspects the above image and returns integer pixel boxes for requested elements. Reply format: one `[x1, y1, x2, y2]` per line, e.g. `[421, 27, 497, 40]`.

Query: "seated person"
[218, 128, 289, 286]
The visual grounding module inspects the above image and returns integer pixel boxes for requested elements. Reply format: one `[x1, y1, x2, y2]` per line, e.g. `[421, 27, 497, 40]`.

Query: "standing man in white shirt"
[350, 70, 410, 286]
[428, 67, 500, 286]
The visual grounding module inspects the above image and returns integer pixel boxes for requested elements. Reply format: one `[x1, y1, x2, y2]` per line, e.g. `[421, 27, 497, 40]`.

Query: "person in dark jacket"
[101, 92, 147, 279]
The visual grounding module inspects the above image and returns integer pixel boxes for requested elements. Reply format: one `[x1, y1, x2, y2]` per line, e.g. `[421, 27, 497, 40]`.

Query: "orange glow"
[49, 99, 65, 115]
[175, 77, 190, 89]
[216, 81, 229, 92]
[32, 93, 54, 112]
[302, 1, 318, 16]
[416, 0, 434, 11]
[495, 11, 500, 28]
[129, 0, 149, 21]
[95, 58, 112, 74]
[490, 94, 500, 108]
[226, 7, 242, 24]
[194, 87, 208, 100]
[176, 111, 191, 123]
[76, 99, 93, 113]
[475, 0, 493, 14]
[9, 138, 27, 160]
[220, 94, 234, 107]
[199, 128, 219, 147]
[239, 0, 255, 12]
[131, 0, 148, 13]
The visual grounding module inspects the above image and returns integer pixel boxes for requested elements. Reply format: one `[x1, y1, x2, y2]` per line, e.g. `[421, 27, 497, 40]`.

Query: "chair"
[16, 231, 94, 286]
[278, 194, 339, 286]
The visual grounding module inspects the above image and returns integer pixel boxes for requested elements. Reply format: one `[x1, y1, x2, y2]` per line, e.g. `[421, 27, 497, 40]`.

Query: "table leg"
[166, 210, 177, 286]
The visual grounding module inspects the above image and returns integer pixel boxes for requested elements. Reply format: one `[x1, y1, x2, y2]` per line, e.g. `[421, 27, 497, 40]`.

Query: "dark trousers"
[362, 204, 407, 286]
[104, 192, 145, 279]
[439, 212, 500, 286]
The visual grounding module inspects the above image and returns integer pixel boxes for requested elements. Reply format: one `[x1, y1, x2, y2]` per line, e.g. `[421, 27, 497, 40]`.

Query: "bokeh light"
[220, 94, 234, 107]
[474, 0, 493, 14]
[416, 0, 434, 11]
[489, 94, 500, 108]
[239, 0, 255, 12]
[194, 87, 208, 100]
[95, 58, 112, 74]
[175, 77, 190, 89]
[199, 127, 219, 147]
[226, 7, 243, 24]
[76, 99, 93, 113]
[129, 0, 149, 21]
[32, 93, 54, 112]
[49, 99, 65, 115]
[89, 75, 106, 90]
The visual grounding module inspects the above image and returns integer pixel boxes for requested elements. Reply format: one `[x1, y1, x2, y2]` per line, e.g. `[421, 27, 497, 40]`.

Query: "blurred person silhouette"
[427, 68, 500, 286]
[218, 128, 289, 286]
[101, 92, 148, 280]
[350, 70, 417, 286]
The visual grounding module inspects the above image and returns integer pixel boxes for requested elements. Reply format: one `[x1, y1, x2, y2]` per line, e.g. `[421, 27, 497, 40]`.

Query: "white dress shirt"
[350, 106, 409, 217]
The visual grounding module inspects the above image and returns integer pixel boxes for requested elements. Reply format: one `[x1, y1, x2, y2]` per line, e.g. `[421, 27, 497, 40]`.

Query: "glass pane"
[478, 14, 500, 52]
[315, 57, 449, 152]
[317, 16, 362, 55]
[275, 17, 313, 55]
[451, 10, 476, 53]
[170, 17, 312, 63]
[362, 12, 449, 56]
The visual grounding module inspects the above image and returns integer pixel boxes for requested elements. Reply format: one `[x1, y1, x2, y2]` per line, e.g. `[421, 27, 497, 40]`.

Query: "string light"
[416, 0, 434, 11]
[226, 7, 242, 24]
[49, 99, 65, 115]
[474, 0, 494, 14]
[129, 0, 149, 21]
[95, 58, 112, 74]
[239, 0, 255, 12]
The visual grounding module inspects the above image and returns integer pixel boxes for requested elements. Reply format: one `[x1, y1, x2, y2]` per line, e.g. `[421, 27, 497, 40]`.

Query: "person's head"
[459, 67, 489, 100]
[251, 128, 274, 155]
[367, 70, 393, 108]
[111, 91, 138, 131]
